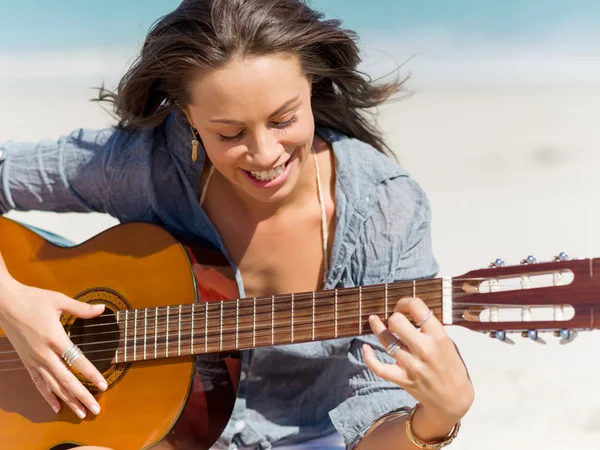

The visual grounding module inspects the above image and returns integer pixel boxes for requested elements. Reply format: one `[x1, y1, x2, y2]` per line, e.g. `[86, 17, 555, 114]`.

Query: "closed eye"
[218, 115, 299, 142]
[271, 115, 299, 130]
[218, 130, 245, 142]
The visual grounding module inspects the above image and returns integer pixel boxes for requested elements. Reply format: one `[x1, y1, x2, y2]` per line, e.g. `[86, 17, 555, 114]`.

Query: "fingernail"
[76, 408, 86, 419]
[98, 380, 108, 391]
[94, 304, 106, 311]
[369, 315, 376, 321]
[51, 404, 60, 414]
[90, 404, 101, 415]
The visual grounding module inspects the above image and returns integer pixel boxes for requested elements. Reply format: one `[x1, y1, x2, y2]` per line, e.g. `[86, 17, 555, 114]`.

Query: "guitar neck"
[113, 278, 445, 363]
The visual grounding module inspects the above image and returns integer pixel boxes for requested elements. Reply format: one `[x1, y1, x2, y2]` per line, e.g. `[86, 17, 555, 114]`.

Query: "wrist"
[409, 403, 461, 443]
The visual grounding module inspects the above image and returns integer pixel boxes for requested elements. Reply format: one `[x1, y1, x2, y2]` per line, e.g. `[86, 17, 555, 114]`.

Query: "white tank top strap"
[199, 163, 216, 206]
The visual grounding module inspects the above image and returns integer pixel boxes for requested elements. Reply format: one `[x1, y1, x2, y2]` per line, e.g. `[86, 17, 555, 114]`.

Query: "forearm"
[355, 404, 459, 450]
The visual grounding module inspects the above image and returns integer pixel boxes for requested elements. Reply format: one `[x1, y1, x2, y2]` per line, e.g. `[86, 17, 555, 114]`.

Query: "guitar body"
[0, 218, 241, 450]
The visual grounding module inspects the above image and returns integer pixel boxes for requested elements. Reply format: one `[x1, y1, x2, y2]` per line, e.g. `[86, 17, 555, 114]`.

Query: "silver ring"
[415, 310, 433, 328]
[61, 344, 83, 367]
[386, 339, 403, 356]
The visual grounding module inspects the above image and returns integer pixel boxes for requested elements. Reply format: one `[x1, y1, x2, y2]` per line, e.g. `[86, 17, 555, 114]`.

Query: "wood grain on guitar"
[0, 217, 597, 448]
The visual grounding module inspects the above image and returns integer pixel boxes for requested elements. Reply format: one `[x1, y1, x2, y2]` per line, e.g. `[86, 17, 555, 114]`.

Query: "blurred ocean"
[1, 0, 599, 86]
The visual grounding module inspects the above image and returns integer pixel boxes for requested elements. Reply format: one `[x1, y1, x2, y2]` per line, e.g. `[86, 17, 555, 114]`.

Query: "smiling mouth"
[245, 149, 296, 181]
[248, 163, 286, 181]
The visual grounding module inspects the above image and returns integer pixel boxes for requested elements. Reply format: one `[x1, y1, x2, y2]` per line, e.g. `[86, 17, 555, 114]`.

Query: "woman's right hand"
[0, 274, 108, 419]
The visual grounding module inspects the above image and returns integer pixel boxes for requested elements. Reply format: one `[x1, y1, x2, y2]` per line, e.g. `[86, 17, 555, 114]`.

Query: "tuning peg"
[488, 258, 505, 268]
[553, 252, 569, 261]
[522, 329, 546, 344]
[489, 330, 514, 344]
[520, 255, 537, 264]
[554, 329, 578, 345]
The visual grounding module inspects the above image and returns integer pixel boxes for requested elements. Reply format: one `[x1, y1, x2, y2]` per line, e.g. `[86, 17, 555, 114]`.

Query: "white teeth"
[250, 164, 284, 181]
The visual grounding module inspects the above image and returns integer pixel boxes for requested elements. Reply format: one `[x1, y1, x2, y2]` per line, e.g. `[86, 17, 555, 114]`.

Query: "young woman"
[0, 0, 473, 449]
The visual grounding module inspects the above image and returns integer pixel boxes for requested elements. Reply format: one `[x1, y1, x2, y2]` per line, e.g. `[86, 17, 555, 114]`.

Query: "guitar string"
[0, 308, 577, 374]
[0, 309, 574, 366]
[0, 278, 572, 357]
[0, 276, 562, 350]
[24, 274, 567, 335]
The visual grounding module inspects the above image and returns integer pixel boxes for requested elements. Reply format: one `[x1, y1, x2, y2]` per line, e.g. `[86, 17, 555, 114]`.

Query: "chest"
[212, 206, 334, 298]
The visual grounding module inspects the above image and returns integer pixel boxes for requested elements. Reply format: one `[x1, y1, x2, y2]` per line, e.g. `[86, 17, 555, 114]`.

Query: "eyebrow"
[209, 95, 300, 125]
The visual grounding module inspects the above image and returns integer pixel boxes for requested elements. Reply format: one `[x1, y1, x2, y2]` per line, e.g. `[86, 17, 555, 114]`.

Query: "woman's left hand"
[363, 296, 474, 425]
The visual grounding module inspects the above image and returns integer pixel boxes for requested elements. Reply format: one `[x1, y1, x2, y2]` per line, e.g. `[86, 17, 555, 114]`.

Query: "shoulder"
[94, 110, 190, 160]
[99, 112, 193, 222]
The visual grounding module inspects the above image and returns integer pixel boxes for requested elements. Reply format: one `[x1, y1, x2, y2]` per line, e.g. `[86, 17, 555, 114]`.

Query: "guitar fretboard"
[112, 279, 444, 363]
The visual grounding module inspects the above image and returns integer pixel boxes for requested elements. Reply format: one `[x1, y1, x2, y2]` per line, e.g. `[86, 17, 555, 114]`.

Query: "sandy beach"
[2, 61, 600, 449]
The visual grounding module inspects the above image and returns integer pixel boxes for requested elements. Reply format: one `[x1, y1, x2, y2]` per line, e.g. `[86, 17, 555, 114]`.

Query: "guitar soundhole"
[68, 309, 121, 373]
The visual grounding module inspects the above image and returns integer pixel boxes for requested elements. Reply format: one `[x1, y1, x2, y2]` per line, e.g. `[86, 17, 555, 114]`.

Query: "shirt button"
[235, 420, 246, 432]
[240, 370, 247, 381]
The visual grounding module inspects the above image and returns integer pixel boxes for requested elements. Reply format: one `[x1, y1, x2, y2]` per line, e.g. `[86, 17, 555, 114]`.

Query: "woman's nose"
[247, 136, 281, 168]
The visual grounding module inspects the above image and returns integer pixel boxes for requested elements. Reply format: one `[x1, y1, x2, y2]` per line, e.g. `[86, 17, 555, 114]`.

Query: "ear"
[181, 107, 195, 128]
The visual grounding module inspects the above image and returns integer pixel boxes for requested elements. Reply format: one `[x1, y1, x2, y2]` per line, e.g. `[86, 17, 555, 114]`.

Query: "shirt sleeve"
[0, 126, 152, 219]
[328, 175, 439, 448]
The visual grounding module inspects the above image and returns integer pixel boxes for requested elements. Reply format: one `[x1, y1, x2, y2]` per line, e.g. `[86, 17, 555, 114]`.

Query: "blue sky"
[1, 0, 599, 52]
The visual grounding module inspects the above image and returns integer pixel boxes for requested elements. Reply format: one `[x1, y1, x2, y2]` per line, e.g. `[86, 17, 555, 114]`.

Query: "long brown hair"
[96, 0, 405, 154]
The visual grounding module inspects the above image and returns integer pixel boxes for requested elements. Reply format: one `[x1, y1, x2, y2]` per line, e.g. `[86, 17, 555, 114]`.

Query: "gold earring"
[190, 127, 199, 162]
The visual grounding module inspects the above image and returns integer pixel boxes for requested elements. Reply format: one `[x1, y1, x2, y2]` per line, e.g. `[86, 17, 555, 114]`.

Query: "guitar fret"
[191, 304, 195, 355]
[442, 277, 453, 325]
[204, 302, 208, 353]
[384, 284, 388, 324]
[143, 308, 147, 361]
[124, 310, 129, 362]
[165, 306, 170, 358]
[115, 310, 120, 363]
[154, 307, 158, 359]
[291, 293, 295, 343]
[236, 298, 239, 350]
[413, 280, 416, 298]
[334, 289, 338, 338]
[358, 286, 362, 335]
[220, 301, 224, 352]
[133, 309, 138, 361]
[312, 291, 316, 341]
[178, 305, 182, 357]
[253, 297, 256, 348]
[271, 295, 275, 346]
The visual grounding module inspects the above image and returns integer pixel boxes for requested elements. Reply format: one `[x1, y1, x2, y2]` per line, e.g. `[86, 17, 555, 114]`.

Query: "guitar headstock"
[451, 252, 600, 345]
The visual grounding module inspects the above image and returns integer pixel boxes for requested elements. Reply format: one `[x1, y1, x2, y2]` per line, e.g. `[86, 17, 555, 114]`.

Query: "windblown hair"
[96, 0, 405, 154]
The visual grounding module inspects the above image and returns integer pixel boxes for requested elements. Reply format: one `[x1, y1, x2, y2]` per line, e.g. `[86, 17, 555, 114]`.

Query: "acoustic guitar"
[0, 216, 595, 449]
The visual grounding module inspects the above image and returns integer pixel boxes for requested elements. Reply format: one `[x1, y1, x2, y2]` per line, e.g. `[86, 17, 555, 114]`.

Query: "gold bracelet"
[405, 403, 461, 449]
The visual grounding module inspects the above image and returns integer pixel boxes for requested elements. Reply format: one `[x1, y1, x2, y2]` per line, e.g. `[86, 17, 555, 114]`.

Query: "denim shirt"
[0, 112, 438, 449]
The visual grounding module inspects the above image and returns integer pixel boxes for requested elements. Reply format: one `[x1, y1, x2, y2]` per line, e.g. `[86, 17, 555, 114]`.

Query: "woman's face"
[184, 53, 315, 205]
